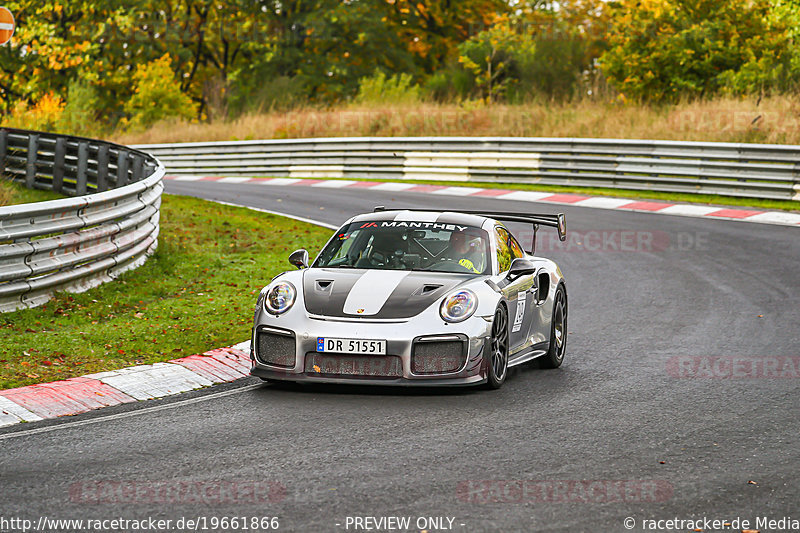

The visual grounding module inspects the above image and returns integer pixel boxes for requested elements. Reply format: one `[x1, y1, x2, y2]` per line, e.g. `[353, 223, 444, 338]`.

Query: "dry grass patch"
[114, 96, 800, 146]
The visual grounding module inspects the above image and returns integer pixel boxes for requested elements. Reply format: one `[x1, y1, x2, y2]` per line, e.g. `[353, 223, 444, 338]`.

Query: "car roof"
[347, 210, 491, 228]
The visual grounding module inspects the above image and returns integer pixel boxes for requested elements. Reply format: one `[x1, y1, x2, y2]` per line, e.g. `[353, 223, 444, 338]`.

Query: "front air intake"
[305, 353, 402, 378]
[411, 337, 467, 375]
[256, 329, 296, 368]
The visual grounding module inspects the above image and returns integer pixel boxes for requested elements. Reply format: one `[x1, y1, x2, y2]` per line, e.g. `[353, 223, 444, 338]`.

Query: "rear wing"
[373, 206, 566, 253]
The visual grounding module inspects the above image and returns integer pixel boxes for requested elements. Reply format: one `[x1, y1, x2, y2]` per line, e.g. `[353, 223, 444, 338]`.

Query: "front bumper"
[250, 313, 492, 387]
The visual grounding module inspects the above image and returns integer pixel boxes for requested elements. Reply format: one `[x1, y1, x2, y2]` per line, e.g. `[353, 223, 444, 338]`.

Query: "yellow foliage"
[3, 92, 65, 132]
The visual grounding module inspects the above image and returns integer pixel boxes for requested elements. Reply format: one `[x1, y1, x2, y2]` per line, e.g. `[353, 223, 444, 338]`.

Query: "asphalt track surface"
[2, 180, 799, 533]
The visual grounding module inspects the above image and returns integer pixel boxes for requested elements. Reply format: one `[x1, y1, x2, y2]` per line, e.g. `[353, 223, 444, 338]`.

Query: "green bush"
[354, 70, 422, 105]
[122, 54, 198, 130]
[436, 15, 593, 103]
[424, 65, 476, 102]
[456, 21, 537, 103]
[228, 75, 308, 115]
[58, 79, 102, 137]
[518, 29, 589, 101]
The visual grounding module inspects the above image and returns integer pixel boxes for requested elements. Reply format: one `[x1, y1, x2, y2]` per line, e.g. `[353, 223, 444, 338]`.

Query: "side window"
[331, 233, 357, 261]
[495, 227, 513, 273]
[507, 232, 525, 260]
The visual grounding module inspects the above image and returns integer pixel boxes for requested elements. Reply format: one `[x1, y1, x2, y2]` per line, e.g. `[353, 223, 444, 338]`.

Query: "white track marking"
[573, 197, 635, 209]
[658, 204, 720, 216]
[343, 270, 409, 316]
[312, 180, 358, 188]
[744, 211, 800, 225]
[0, 397, 43, 427]
[0, 384, 262, 441]
[232, 340, 251, 352]
[217, 177, 252, 183]
[494, 191, 554, 202]
[432, 186, 483, 196]
[172, 176, 204, 181]
[85, 363, 214, 401]
[257, 178, 303, 186]
[370, 182, 416, 191]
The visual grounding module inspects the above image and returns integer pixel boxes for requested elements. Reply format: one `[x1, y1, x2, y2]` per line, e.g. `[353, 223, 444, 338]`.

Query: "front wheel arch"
[540, 283, 567, 369]
[485, 302, 509, 389]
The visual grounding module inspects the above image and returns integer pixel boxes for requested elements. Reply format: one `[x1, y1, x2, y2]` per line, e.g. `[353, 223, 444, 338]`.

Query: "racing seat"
[355, 232, 407, 268]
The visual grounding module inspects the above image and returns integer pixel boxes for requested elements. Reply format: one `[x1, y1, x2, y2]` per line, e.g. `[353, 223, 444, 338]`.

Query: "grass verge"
[0, 193, 331, 390]
[0, 178, 64, 206]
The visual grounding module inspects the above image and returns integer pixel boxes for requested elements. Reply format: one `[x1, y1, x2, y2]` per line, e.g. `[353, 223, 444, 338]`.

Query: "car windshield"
[313, 220, 491, 274]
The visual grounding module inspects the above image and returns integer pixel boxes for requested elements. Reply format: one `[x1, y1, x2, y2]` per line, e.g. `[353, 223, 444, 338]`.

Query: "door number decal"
[512, 292, 526, 333]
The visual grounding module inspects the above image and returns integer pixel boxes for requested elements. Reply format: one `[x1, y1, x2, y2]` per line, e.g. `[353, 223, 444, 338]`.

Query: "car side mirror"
[506, 258, 536, 280]
[288, 249, 309, 269]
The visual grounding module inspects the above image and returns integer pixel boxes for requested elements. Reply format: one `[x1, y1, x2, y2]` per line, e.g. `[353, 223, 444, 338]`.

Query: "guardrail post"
[0, 129, 7, 177]
[132, 154, 144, 183]
[96, 145, 110, 192]
[76, 141, 89, 195]
[117, 150, 130, 186]
[52, 138, 66, 193]
[25, 134, 39, 188]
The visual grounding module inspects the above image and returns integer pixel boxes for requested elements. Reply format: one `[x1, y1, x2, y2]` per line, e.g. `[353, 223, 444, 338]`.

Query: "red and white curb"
[165, 176, 800, 227]
[0, 341, 251, 428]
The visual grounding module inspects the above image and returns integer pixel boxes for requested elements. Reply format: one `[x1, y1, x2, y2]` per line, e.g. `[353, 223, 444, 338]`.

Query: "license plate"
[316, 337, 387, 355]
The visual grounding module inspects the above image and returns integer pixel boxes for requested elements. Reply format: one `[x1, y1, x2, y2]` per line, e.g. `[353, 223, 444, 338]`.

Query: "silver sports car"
[250, 207, 568, 389]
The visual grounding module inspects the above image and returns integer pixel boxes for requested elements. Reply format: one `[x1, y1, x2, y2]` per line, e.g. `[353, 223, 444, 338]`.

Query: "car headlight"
[440, 289, 477, 323]
[265, 281, 296, 315]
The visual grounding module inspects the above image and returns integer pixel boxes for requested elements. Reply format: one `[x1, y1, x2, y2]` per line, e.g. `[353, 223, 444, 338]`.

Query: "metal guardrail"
[0, 128, 164, 313]
[135, 137, 800, 201]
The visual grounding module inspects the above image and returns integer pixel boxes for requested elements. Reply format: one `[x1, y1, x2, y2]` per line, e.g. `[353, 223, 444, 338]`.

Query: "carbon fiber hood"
[302, 268, 472, 319]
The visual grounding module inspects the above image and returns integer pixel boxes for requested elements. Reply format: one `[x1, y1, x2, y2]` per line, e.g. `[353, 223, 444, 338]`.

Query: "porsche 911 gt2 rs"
[250, 207, 568, 389]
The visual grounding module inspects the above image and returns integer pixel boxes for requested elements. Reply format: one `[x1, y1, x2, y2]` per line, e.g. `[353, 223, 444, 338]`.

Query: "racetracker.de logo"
[456, 480, 673, 504]
[512, 229, 708, 253]
[666, 356, 800, 379]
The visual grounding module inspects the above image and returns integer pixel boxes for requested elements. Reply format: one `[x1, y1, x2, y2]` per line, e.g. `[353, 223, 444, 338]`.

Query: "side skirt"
[508, 342, 550, 367]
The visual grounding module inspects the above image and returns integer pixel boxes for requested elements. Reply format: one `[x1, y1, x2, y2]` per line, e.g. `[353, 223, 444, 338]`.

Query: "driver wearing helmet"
[448, 230, 486, 274]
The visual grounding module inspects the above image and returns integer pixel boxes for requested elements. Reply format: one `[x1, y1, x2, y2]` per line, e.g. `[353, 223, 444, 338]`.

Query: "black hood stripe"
[303, 269, 473, 319]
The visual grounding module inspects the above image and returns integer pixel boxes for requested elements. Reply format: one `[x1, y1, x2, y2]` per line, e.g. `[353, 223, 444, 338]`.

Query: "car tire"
[540, 284, 567, 369]
[486, 304, 509, 389]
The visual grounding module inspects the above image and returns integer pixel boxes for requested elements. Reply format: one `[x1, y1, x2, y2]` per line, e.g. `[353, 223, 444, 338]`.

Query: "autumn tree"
[382, 0, 508, 73]
[600, 0, 800, 102]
